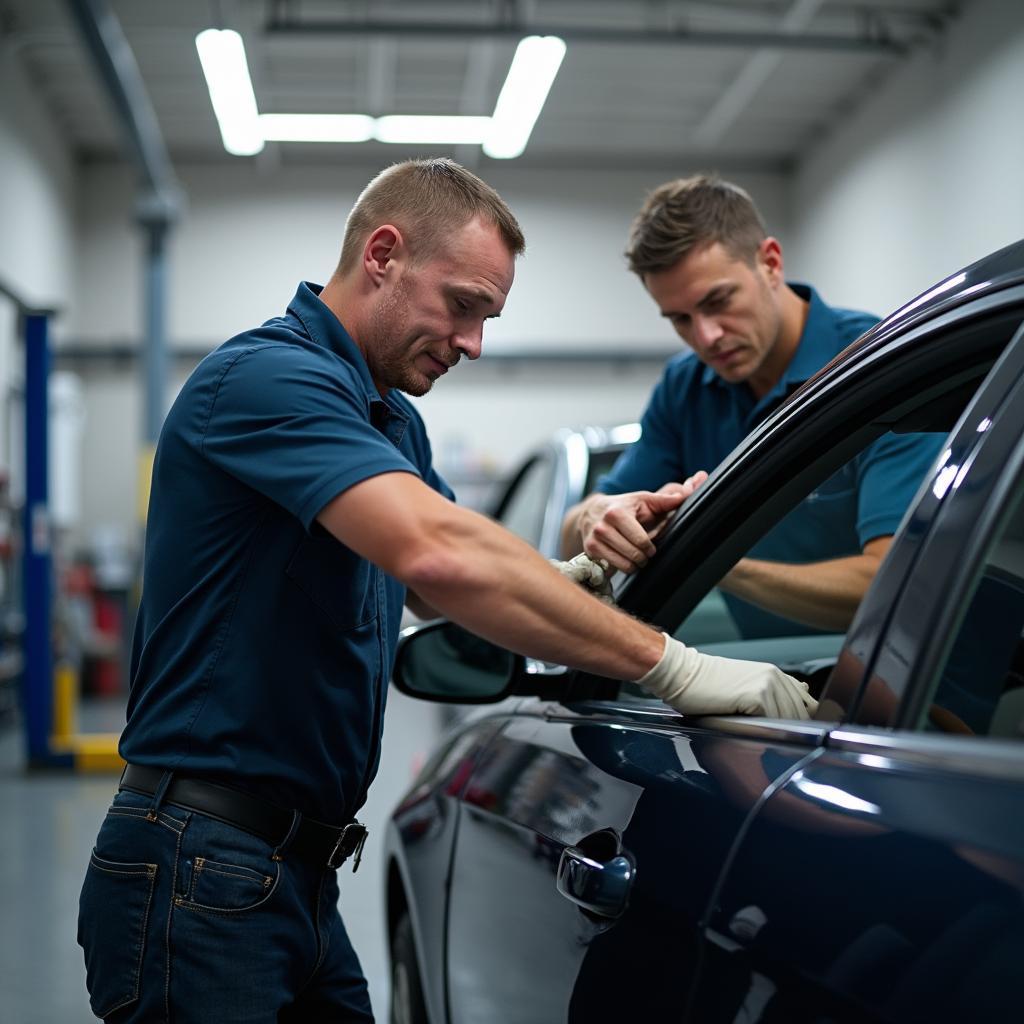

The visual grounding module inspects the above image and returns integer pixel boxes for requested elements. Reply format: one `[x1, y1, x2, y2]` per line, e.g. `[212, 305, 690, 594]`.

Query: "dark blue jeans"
[77, 787, 374, 1022]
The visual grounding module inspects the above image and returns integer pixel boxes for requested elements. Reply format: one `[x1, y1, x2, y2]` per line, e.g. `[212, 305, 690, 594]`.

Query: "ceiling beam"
[264, 18, 909, 56]
[366, 37, 397, 115]
[692, 0, 826, 148]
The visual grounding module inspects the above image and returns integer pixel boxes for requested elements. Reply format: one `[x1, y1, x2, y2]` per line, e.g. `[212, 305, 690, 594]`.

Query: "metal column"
[67, 0, 183, 464]
[140, 208, 171, 446]
[22, 312, 70, 767]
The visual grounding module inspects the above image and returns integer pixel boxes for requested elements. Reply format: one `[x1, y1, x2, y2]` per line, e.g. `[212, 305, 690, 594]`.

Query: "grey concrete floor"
[0, 689, 443, 1022]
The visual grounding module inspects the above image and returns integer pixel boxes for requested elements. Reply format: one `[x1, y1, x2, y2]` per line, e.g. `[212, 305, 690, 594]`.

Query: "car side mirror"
[392, 620, 525, 704]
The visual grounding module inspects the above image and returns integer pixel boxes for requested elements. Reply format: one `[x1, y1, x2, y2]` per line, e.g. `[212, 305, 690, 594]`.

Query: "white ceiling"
[1, 0, 965, 171]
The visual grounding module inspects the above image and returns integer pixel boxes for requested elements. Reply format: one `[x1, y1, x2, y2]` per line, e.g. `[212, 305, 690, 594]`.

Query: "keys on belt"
[329, 821, 369, 872]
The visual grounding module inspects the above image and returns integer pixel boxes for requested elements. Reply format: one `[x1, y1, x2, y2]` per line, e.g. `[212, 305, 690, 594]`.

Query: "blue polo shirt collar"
[287, 281, 410, 446]
[700, 283, 839, 405]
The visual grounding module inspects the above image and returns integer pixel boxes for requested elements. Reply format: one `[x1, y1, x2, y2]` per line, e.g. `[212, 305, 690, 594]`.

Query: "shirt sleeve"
[855, 431, 946, 545]
[200, 345, 420, 530]
[595, 364, 691, 494]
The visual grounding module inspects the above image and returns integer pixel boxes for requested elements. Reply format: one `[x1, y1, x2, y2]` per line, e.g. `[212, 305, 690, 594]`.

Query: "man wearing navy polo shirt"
[561, 175, 941, 637]
[79, 160, 816, 1022]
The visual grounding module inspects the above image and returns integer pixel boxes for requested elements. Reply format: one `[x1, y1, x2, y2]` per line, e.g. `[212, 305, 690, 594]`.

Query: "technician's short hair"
[625, 174, 767, 277]
[337, 158, 525, 274]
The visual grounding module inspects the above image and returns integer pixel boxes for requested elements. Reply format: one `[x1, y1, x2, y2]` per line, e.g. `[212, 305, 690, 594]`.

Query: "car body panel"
[387, 712, 513, 1024]
[691, 731, 1024, 1023]
[443, 703, 828, 1022]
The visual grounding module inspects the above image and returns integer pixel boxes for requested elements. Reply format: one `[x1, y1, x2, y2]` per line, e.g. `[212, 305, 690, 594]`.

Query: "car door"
[490, 450, 560, 551]
[433, 252, 1024, 1023]
[442, 698, 829, 1024]
[686, 321, 1024, 1023]
[489, 427, 634, 557]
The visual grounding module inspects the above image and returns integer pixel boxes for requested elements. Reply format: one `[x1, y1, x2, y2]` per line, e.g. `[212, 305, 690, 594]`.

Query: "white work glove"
[636, 633, 818, 719]
[549, 553, 616, 604]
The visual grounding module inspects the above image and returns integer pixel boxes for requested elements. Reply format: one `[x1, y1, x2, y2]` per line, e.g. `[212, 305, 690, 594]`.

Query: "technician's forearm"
[559, 501, 588, 559]
[719, 552, 884, 632]
[403, 507, 662, 680]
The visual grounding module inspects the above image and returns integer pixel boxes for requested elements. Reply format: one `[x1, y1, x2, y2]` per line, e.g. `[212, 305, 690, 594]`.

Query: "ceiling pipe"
[65, 0, 184, 449]
[692, 0, 826, 148]
[264, 18, 909, 56]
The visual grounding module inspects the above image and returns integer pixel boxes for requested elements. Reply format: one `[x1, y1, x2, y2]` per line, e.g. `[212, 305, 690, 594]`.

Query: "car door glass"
[915, 485, 1024, 740]
[496, 456, 556, 548]
[675, 427, 945, 648]
[617, 425, 947, 705]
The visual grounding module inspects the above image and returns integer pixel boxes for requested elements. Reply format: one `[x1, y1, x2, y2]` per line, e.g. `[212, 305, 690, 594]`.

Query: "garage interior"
[0, 0, 1022, 1020]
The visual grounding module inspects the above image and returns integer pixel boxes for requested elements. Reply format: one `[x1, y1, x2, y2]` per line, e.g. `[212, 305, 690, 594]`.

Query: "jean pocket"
[180, 855, 278, 914]
[78, 850, 158, 1018]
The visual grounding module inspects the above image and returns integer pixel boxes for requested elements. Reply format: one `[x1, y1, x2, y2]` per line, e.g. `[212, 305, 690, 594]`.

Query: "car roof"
[798, 238, 1024, 396]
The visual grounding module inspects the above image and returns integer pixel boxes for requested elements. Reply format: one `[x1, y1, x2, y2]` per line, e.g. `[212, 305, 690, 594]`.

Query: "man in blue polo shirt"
[561, 175, 941, 637]
[79, 160, 816, 1023]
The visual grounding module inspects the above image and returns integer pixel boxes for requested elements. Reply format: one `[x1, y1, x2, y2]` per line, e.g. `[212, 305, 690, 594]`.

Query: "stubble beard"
[367, 277, 434, 397]
[729, 276, 783, 385]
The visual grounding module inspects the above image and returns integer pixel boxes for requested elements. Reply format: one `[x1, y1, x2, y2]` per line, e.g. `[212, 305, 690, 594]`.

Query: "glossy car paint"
[446, 709, 832, 1024]
[691, 731, 1024, 1023]
[385, 241, 1024, 1023]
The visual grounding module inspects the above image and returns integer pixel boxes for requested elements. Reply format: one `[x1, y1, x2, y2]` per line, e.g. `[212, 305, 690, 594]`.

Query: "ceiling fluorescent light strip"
[260, 114, 374, 143]
[195, 28, 263, 156]
[484, 35, 566, 159]
[375, 115, 491, 145]
[197, 31, 565, 157]
[259, 114, 491, 145]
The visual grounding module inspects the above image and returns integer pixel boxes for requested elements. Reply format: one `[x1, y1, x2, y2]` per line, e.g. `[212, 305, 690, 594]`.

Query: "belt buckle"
[327, 821, 368, 871]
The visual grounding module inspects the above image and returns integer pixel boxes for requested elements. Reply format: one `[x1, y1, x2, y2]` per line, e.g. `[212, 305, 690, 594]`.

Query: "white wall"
[0, 42, 77, 312]
[0, 41, 78, 507]
[786, 0, 1024, 318]
[73, 162, 788, 349]
[71, 163, 789, 540]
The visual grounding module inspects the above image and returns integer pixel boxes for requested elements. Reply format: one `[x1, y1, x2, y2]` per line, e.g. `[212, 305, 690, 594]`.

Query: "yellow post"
[137, 444, 156, 523]
[52, 660, 79, 744]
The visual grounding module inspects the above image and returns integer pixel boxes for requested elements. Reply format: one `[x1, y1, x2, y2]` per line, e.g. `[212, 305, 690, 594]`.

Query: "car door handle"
[556, 845, 636, 919]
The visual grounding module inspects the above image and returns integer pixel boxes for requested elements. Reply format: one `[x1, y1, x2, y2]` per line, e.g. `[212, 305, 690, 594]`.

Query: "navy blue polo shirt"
[598, 284, 944, 637]
[120, 282, 454, 823]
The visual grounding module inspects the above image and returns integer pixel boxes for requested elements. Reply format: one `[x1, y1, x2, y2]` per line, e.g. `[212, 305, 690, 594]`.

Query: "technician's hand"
[549, 553, 616, 604]
[577, 472, 708, 574]
[636, 634, 818, 719]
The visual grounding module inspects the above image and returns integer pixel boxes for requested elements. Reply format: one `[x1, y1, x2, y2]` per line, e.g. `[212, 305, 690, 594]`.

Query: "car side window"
[917, 488, 1024, 740]
[674, 427, 946, 656]
[497, 456, 556, 549]
[616, 426, 947, 707]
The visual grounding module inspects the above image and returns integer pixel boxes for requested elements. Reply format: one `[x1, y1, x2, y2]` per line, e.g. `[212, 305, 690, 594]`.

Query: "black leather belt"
[119, 764, 367, 871]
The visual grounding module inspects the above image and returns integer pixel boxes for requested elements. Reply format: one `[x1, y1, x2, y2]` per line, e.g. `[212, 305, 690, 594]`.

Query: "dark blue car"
[384, 241, 1024, 1024]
